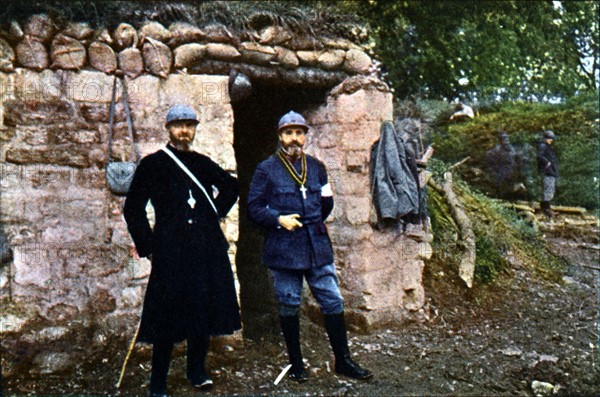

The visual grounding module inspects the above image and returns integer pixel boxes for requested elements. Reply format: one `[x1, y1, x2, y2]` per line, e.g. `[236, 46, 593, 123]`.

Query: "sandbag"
[118, 48, 144, 78]
[62, 22, 94, 40]
[259, 26, 292, 46]
[142, 37, 172, 78]
[318, 49, 346, 70]
[274, 46, 299, 69]
[51, 34, 87, 70]
[173, 43, 206, 70]
[16, 35, 49, 71]
[205, 43, 241, 61]
[239, 42, 275, 65]
[203, 24, 236, 44]
[89, 41, 117, 74]
[168, 22, 204, 48]
[0, 38, 15, 72]
[7, 21, 24, 43]
[139, 21, 171, 43]
[93, 27, 114, 45]
[113, 23, 138, 49]
[24, 14, 55, 43]
[296, 50, 321, 67]
[343, 49, 371, 74]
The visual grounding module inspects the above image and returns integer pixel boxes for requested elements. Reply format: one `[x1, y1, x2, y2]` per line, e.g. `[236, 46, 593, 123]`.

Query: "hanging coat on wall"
[371, 121, 419, 223]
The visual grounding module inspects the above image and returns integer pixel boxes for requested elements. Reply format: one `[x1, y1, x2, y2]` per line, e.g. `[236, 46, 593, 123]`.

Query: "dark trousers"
[149, 334, 210, 393]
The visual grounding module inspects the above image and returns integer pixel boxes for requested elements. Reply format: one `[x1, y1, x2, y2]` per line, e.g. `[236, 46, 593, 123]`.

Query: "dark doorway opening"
[232, 81, 328, 340]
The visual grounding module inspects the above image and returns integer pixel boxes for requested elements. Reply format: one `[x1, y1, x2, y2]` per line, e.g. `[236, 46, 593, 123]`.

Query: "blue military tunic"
[247, 153, 334, 270]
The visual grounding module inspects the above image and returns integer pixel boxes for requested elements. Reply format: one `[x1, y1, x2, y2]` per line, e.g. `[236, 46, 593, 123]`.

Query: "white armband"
[321, 183, 333, 197]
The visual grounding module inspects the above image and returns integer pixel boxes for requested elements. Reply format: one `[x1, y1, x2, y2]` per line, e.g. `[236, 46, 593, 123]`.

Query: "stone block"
[13, 245, 56, 288]
[330, 89, 393, 124]
[335, 172, 369, 196]
[346, 151, 369, 173]
[3, 99, 75, 126]
[13, 69, 61, 102]
[42, 303, 79, 321]
[33, 352, 74, 374]
[310, 124, 339, 149]
[5, 143, 94, 168]
[47, 124, 101, 144]
[67, 70, 115, 103]
[161, 74, 229, 106]
[340, 121, 382, 151]
[343, 196, 371, 225]
[88, 288, 117, 313]
[15, 125, 48, 145]
[306, 147, 344, 172]
[119, 286, 143, 308]
[127, 257, 151, 280]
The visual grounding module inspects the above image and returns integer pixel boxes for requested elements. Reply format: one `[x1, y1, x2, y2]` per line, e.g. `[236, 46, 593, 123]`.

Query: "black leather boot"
[187, 334, 213, 390]
[540, 201, 552, 218]
[280, 315, 308, 382]
[149, 341, 173, 396]
[323, 312, 373, 380]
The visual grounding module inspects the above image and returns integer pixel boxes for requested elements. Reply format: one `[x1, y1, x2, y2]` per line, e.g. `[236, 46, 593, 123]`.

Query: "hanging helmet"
[277, 111, 309, 132]
[165, 104, 199, 125]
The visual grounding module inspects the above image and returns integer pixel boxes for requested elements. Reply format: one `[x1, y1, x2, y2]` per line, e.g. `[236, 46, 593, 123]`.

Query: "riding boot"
[540, 201, 552, 218]
[323, 312, 373, 380]
[187, 334, 213, 390]
[279, 314, 308, 382]
[149, 341, 174, 395]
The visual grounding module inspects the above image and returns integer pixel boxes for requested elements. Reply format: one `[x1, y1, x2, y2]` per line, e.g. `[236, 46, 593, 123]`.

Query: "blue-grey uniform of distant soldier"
[124, 105, 240, 397]
[537, 130, 558, 217]
[247, 111, 373, 382]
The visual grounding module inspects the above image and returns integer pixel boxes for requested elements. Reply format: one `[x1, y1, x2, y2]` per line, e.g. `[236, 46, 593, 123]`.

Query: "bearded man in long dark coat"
[124, 104, 240, 397]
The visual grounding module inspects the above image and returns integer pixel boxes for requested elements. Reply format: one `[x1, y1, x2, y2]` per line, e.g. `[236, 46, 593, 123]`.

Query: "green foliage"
[474, 235, 508, 283]
[337, 0, 599, 101]
[428, 174, 566, 285]
[430, 98, 599, 209]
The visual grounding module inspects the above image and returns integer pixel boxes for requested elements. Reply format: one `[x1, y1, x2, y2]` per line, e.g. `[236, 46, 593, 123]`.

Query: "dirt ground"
[4, 216, 599, 396]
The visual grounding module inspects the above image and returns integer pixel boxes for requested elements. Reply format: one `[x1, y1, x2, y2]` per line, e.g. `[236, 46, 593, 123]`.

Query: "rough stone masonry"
[0, 13, 431, 375]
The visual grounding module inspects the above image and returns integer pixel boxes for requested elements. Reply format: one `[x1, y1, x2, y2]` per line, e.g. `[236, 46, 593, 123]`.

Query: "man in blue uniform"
[537, 130, 559, 217]
[247, 111, 372, 382]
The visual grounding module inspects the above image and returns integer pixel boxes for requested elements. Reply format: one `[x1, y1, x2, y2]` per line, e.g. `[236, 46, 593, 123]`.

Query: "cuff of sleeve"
[266, 209, 281, 228]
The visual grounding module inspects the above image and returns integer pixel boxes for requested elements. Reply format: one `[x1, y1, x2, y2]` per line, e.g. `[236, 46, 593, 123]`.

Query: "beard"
[282, 143, 303, 159]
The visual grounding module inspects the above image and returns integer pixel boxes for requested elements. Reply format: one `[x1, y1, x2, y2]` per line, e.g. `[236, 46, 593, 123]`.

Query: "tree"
[337, 0, 599, 101]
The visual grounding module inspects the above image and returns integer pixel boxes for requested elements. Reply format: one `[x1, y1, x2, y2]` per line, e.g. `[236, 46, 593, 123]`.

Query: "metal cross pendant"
[187, 189, 196, 209]
[299, 184, 307, 200]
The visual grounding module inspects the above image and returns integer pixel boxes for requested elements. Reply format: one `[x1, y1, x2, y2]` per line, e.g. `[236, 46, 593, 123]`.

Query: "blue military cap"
[277, 111, 309, 132]
[166, 104, 199, 125]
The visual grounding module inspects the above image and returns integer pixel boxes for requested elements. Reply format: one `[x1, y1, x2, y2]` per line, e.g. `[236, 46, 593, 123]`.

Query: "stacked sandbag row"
[0, 14, 374, 80]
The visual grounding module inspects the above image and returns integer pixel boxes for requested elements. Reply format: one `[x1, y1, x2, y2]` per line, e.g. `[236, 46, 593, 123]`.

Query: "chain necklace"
[277, 149, 308, 199]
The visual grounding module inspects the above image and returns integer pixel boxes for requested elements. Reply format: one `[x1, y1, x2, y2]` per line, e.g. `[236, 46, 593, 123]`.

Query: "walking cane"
[115, 319, 141, 389]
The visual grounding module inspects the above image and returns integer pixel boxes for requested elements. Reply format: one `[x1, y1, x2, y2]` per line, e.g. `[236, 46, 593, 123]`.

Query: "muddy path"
[4, 219, 599, 396]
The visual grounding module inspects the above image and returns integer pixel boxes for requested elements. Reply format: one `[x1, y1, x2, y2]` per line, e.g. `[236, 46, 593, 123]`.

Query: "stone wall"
[0, 69, 236, 343]
[0, 12, 429, 375]
[304, 78, 431, 331]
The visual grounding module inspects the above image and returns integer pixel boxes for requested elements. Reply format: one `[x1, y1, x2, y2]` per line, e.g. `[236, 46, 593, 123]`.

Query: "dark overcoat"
[537, 142, 559, 177]
[124, 144, 241, 344]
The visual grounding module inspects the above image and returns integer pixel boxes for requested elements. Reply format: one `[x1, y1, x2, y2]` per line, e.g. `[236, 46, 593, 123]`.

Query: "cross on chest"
[299, 184, 307, 200]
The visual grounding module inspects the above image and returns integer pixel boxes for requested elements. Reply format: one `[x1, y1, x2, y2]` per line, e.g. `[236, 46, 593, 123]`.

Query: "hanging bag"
[106, 76, 139, 195]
